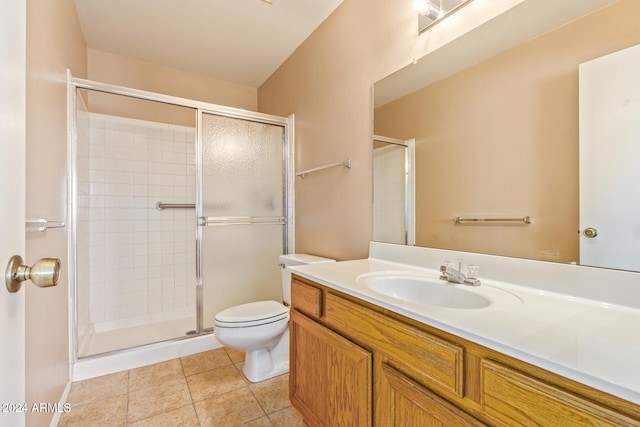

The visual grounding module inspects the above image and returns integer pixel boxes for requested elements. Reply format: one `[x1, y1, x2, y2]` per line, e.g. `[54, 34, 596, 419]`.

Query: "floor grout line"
[59, 348, 306, 427]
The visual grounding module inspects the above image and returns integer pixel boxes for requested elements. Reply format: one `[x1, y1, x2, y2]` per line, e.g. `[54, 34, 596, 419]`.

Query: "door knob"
[5, 255, 61, 293]
[583, 227, 598, 238]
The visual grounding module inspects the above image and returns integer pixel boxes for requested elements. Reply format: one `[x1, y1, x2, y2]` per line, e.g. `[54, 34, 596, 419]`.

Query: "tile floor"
[58, 347, 307, 426]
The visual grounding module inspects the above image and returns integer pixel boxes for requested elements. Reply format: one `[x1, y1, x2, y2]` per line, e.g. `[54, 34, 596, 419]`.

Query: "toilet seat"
[214, 300, 289, 328]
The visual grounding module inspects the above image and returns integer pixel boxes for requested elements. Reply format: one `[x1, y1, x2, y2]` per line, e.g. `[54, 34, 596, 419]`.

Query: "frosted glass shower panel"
[201, 114, 284, 217]
[201, 225, 284, 329]
[200, 113, 287, 329]
[373, 144, 407, 244]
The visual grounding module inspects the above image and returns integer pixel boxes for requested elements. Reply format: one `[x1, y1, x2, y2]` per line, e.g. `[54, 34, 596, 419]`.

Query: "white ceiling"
[74, 0, 343, 88]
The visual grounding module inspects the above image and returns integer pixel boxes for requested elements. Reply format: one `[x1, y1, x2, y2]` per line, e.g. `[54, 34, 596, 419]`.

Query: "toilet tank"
[279, 254, 335, 305]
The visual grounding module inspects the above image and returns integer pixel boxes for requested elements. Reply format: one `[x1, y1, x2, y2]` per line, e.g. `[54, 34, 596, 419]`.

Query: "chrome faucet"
[439, 259, 481, 286]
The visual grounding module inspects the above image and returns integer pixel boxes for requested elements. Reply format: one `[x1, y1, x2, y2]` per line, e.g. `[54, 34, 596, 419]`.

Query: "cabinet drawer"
[325, 292, 464, 397]
[291, 279, 322, 318]
[481, 360, 640, 426]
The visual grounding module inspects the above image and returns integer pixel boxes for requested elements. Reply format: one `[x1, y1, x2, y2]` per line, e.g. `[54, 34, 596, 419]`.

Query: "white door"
[579, 44, 640, 271]
[0, 0, 26, 426]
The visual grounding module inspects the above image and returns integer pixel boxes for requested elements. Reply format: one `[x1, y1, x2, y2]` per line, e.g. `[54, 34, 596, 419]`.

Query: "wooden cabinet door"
[377, 363, 487, 427]
[290, 310, 372, 426]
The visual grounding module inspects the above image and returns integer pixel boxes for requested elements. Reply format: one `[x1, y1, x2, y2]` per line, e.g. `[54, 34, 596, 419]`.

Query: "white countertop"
[289, 252, 640, 405]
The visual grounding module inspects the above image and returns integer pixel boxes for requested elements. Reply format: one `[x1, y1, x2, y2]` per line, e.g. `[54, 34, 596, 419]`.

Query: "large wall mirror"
[373, 0, 640, 272]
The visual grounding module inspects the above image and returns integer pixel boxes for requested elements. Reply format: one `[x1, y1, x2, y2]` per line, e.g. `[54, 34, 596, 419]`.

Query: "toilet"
[214, 254, 335, 382]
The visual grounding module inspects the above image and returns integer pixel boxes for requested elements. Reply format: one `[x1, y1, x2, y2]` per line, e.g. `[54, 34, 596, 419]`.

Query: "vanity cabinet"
[289, 274, 640, 427]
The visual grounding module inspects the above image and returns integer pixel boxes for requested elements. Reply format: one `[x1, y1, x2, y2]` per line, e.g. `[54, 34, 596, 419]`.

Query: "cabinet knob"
[582, 227, 598, 238]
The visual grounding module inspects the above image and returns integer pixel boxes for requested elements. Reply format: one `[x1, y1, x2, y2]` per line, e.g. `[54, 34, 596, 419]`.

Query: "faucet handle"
[440, 261, 453, 280]
[466, 264, 480, 279]
[441, 261, 454, 270]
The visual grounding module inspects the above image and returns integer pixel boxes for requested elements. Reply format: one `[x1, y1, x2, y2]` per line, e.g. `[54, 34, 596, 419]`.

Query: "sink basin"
[357, 272, 492, 309]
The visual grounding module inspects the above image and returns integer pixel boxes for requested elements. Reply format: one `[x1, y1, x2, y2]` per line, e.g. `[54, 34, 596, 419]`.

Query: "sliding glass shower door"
[198, 112, 291, 331]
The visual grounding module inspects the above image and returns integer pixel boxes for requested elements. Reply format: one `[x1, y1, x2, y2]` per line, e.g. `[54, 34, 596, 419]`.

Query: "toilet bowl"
[214, 254, 334, 382]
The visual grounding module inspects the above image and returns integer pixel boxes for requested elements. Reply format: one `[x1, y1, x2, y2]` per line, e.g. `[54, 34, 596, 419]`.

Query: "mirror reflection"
[373, 0, 640, 271]
[372, 136, 415, 245]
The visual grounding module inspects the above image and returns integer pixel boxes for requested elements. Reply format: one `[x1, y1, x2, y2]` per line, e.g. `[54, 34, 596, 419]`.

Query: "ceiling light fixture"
[413, 0, 441, 20]
[414, 0, 473, 33]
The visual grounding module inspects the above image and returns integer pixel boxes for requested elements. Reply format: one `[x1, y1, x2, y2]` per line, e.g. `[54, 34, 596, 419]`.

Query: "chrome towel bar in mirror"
[454, 216, 532, 224]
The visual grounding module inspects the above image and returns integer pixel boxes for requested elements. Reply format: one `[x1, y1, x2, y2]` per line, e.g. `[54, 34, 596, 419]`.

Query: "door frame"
[0, 0, 26, 425]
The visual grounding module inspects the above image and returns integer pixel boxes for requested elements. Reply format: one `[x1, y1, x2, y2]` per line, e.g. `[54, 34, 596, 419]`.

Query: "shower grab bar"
[454, 216, 532, 224]
[199, 216, 286, 226]
[26, 218, 66, 232]
[156, 202, 196, 210]
[296, 159, 351, 178]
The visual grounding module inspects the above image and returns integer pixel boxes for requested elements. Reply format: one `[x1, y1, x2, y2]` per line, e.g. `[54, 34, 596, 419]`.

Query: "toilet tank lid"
[279, 254, 336, 266]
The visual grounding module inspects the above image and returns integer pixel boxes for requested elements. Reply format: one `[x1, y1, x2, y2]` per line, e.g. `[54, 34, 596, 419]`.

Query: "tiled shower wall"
[76, 113, 196, 330]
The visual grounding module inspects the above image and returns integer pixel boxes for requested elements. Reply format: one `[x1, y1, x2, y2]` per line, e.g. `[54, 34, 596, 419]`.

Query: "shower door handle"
[5, 255, 61, 293]
[199, 216, 287, 226]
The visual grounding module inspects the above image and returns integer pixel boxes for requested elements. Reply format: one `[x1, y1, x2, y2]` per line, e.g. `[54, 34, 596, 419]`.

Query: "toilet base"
[242, 329, 290, 383]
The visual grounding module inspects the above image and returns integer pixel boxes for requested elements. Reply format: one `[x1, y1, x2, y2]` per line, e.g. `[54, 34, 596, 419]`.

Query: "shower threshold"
[78, 316, 197, 358]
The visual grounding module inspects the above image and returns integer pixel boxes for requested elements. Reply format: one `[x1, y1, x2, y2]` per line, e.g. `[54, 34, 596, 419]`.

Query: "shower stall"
[68, 77, 293, 364]
[372, 135, 415, 246]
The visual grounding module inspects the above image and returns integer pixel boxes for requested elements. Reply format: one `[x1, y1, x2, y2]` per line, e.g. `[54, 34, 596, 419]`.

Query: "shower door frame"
[67, 75, 294, 361]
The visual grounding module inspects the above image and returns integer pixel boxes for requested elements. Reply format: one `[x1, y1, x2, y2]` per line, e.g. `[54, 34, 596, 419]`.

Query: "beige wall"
[374, 0, 640, 263]
[257, 0, 523, 261]
[87, 49, 258, 121]
[25, 0, 87, 425]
